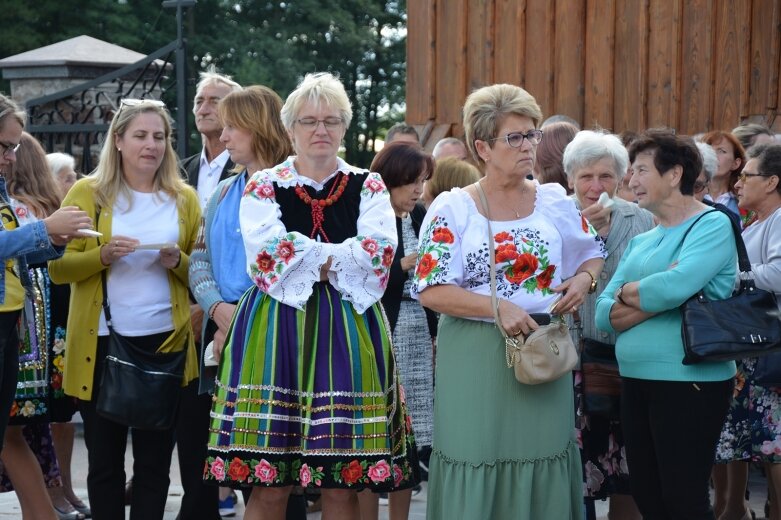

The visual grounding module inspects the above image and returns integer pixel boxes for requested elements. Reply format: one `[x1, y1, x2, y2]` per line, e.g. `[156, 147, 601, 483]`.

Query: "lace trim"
[215, 377, 394, 399]
[432, 439, 577, 468]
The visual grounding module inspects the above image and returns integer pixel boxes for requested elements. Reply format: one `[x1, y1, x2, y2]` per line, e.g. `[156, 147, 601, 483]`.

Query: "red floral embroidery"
[364, 177, 385, 193]
[340, 460, 363, 485]
[367, 460, 392, 483]
[494, 231, 513, 243]
[416, 253, 437, 278]
[581, 215, 589, 233]
[361, 237, 379, 255]
[275, 240, 296, 264]
[255, 251, 276, 273]
[431, 227, 454, 244]
[228, 457, 250, 482]
[381, 245, 394, 267]
[535, 265, 556, 290]
[506, 253, 538, 284]
[495, 243, 519, 262]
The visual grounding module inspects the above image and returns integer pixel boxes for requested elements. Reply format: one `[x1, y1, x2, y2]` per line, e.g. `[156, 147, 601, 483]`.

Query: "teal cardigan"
[595, 209, 737, 382]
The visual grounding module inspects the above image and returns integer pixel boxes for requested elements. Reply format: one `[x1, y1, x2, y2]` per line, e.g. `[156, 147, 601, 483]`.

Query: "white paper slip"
[135, 242, 177, 250]
[76, 229, 102, 237]
[204, 341, 218, 366]
[597, 191, 615, 208]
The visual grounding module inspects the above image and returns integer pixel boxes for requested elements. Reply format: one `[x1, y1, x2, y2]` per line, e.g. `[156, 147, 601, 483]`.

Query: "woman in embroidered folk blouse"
[205, 72, 418, 520]
[412, 84, 605, 520]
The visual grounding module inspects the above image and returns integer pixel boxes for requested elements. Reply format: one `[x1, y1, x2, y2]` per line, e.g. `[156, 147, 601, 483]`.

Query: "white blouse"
[240, 156, 397, 314]
[412, 181, 606, 321]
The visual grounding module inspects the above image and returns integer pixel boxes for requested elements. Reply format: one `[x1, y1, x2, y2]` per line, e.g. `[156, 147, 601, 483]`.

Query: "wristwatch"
[581, 271, 598, 294]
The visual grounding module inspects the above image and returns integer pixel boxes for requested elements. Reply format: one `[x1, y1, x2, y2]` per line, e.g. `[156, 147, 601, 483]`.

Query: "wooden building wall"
[406, 0, 781, 146]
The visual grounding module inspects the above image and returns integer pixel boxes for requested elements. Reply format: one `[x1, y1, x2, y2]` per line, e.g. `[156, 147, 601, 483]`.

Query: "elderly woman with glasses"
[49, 99, 201, 520]
[205, 72, 418, 520]
[713, 144, 781, 520]
[412, 84, 605, 520]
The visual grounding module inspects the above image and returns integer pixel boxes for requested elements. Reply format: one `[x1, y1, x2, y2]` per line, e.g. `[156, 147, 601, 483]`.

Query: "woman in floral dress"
[413, 83, 605, 520]
[205, 72, 419, 520]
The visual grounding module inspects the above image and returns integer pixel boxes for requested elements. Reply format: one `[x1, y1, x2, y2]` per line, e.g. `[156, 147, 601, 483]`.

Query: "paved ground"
[0, 421, 770, 519]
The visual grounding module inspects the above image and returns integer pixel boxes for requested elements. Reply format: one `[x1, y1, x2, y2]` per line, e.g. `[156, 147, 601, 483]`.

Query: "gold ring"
[513, 329, 522, 337]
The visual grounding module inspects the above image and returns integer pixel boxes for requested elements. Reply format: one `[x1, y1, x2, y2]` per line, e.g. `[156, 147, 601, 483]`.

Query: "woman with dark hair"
[357, 142, 435, 520]
[595, 129, 738, 519]
[534, 121, 577, 192]
[702, 130, 746, 223]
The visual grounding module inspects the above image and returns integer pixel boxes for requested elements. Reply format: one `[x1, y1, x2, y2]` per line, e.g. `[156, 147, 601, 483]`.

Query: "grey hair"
[0, 94, 26, 130]
[695, 141, 718, 181]
[432, 137, 466, 158]
[280, 72, 352, 130]
[562, 130, 629, 182]
[195, 66, 242, 97]
[46, 152, 76, 178]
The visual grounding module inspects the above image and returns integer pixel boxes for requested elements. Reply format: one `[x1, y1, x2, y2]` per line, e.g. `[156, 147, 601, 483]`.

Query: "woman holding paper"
[49, 99, 201, 520]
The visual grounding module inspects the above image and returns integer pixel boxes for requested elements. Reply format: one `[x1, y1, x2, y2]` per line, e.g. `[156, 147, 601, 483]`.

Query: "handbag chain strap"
[474, 181, 519, 368]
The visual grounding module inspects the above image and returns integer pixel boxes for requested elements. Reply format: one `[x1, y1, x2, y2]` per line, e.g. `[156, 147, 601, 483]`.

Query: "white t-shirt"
[196, 149, 230, 210]
[98, 190, 179, 336]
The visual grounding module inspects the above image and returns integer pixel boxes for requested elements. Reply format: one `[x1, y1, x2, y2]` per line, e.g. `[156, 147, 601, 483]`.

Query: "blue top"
[595, 209, 738, 382]
[210, 174, 251, 303]
[0, 176, 63, 306]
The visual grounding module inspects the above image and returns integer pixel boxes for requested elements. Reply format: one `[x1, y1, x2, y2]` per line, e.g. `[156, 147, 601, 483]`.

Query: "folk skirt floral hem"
[205, 283, 420, 491]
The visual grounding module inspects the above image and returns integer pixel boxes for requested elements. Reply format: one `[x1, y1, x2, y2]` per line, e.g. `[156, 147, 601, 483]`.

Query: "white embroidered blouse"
[240, 156, 397, 314]
[412, 181, 606, 320]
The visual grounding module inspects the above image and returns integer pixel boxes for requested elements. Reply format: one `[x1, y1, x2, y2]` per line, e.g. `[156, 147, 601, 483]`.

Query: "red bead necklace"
[294, 173, 349, 242]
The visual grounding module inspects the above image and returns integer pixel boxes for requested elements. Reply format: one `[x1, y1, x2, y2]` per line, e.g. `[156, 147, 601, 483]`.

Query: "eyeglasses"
[488, 129, 544, 148]
[738, 171, 775, 182]
[116, 98, 166, 118]
[0, 141, 20, 158]
[693, 180, 709, 193]
[296, 117, 344, 130]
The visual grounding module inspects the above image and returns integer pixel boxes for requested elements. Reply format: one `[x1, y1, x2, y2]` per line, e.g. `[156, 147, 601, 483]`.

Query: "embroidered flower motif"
[243, 179, 259, 197]
[256, 183, 275, 199]
[361, 172, 387, 196]
[431, 227, 454, 244]
[14, 206, 27, 218]
[495, 243, 519, 262]
[53, 355, 65, 373]
[415, 253, 438, 279]
[506, 253, 538, 284]
[393, 464, 404, 487]
[382, 245, 394, 267]
[9, 401, 18, 417]
[20, 400, 36, 417]
[367, 460, 392, 483]
[361, 237, 379, 255]
[228, 457, 250, 482]
[340, 460, 364, 485]
[299, 463, 313, 487]
[535, 265, 556, 290]
[51, 373, 63, 390]
[255, 251, 276, 273]
[274, 165, 295, 181]
[53, 338, 65, 355]
[254, 459, 278, 483]
[581, 215, 590, 233]
[275, 240, 296, 264]
[494, 231, 513, 243]
[210, 457, 226, 480]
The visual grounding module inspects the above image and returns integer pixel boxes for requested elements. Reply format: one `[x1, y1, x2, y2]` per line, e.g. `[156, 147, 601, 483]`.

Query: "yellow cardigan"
[49, 178, 202, 401]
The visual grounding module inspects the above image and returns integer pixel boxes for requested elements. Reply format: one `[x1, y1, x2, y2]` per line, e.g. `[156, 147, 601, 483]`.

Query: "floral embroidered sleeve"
[327, 172, 398, 313]
[411, 192, 464, 297]
[240, 168, 336, 310]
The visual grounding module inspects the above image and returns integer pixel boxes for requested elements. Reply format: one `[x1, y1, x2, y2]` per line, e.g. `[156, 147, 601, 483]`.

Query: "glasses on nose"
[0, 141, 20, 158]
[488, 129, 544, 148]
[296, 117, 344, 130]
[738, 171, 774, 183]
[693, 180, 709, 193]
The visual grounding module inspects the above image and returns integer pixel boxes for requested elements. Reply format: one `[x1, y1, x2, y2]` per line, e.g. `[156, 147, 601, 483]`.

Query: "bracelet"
[616, 283, 628, 305]
[209, 302, 221, 321]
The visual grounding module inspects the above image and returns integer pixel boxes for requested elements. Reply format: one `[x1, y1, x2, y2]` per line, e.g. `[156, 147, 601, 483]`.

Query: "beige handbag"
[475, 181, 578, 385]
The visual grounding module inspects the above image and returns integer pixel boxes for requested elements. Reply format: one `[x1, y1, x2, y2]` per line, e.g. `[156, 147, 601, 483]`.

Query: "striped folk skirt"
[205, 283, 419, 491]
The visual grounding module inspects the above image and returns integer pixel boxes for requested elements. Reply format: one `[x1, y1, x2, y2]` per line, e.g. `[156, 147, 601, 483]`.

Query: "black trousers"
[0, 310, 20, 453]
[175, 379, 219, 519]
[79, 332, 176, 520]
[621, 377, 732, 520]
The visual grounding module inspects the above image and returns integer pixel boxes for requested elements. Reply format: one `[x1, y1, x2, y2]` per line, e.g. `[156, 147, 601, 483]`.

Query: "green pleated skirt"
[427, 315, 583, 520]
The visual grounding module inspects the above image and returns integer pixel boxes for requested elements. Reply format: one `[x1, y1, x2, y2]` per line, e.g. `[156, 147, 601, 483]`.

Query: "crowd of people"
[0, 67, 779, 520]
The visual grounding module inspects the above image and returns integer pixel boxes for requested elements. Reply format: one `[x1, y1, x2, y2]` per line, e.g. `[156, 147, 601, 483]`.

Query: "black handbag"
[95, 238, 184, 430]
[680, 209, 781, 365]
[580, 338, 622, 419]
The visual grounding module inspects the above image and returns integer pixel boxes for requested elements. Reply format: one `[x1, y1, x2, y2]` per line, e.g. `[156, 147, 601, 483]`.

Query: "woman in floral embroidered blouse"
[205, 72, 418, 520]
[412, 84, 605, 520]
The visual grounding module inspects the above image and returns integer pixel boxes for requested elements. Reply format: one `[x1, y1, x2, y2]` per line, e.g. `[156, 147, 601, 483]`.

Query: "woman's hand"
[43, 206, 92, 240]
[320, 257, 333, 281]
[100, 235, 139, 266]
[212, 302, 237, 333]
[550, 272, 592, 315]
[497, 299, 539, 338]
[609, 301, 656, 332]
[159, 245, 181, 269]
[581, 202, 612, 237]
[400, 251, 418, 272]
